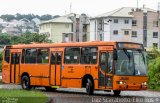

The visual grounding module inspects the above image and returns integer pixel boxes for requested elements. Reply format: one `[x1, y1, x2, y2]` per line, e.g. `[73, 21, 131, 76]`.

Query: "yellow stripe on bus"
[51, 86, 59, 88]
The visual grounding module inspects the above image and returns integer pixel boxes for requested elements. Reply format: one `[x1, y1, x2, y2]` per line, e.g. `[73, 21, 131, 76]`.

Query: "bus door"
[50, 51, 62, 86]
[11, 53, 20, 83]
[99, 51, 113, 89]
[2, 49, 11, 83]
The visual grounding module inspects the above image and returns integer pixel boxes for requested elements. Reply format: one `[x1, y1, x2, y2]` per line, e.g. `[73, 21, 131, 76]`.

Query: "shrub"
[147, 48, 160, 90]
[0, 52, 2, 72]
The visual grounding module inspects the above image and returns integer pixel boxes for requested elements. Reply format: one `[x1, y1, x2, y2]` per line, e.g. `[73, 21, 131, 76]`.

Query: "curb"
[147, 89, 160, 92]
[45, 97, 52, 103]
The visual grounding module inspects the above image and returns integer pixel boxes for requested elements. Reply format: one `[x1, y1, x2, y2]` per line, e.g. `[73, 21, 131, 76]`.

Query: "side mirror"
[113, 49, 117, 60]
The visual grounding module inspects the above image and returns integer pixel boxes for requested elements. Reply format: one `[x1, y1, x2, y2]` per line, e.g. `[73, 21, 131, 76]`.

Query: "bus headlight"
[117, 81, 126, 84]
[119, 81, 123, 84]
[142, 82, 147, 86]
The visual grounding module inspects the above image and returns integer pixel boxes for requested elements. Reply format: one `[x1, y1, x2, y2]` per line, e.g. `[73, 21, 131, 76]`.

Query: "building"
[19, 18, 35, 33]
[39, 13, 90, 43]
[90, 7, 160, 49]
[67, 13, 90, 42]
[2, 27, 21, 35]
[39, 16, 73, 43]
[0, 19, 8, 27]
[31, 18, 41, 33]
[9, 19, 21, 27]
[32, 18, 41, 26]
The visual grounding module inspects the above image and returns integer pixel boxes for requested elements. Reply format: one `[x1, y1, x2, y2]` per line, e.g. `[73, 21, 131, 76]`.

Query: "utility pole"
[70, 2, 72, 13]
[65, 10, 67, 15]
[137, 0, 138, 8]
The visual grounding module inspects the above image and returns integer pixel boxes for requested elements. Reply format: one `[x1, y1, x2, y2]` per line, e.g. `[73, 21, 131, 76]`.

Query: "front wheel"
[86, 79, 94, 95]
[21, 75, 31, 90]
[113, 90, 121, 96]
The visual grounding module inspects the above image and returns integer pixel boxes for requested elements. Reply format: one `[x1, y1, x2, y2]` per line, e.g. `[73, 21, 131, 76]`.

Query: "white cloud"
[0, 0, 159, 16]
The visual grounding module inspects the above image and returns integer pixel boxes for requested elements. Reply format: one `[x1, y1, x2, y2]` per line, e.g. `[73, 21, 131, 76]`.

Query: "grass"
[148, 86, 160, 91]
[0, 89, 48, 103]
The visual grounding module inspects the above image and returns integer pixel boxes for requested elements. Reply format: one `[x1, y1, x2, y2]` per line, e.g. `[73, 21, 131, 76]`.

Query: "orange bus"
[2, 41, 148, 95]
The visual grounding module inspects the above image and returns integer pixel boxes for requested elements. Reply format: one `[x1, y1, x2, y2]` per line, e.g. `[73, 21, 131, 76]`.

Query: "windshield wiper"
[123, 48, 131, 62]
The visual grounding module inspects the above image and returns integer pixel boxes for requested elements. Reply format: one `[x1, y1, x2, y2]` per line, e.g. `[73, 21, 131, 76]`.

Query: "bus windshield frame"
[115, 42, 147, 76]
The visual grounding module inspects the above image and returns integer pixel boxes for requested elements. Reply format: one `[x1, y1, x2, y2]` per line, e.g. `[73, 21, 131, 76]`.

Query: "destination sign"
[117, 42, 143, 49]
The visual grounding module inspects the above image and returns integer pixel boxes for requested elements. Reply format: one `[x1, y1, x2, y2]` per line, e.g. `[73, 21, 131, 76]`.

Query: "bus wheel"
[45, 87, 57, 91]
[21, 75, 31, 90]
[113, 90, 121, 96]
[86, 79, 94, 95]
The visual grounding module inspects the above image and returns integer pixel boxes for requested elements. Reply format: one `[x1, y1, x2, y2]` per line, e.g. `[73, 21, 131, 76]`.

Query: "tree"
[10, 35, 24, 44]
[16, 13, 24, 20]
[0, 14, 15, 21]
[0, 33, 11, 45]
[0, 33, 51, 45]
[53, 15, 60, 19]
[40, 14, 53, 20]
[147, 48, 160, 90]
[21, 33, 52, 44]
[1, 13, 59, 21]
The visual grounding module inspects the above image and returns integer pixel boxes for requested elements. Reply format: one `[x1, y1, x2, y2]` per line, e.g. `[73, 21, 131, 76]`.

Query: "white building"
[9, 19, 21, 27]
[32, 18, 41, 26]
[0, 18, 4, 23]
[39, 13, 90, 42]
[90, 7, 160, 49]
[39, 16, 73, 42]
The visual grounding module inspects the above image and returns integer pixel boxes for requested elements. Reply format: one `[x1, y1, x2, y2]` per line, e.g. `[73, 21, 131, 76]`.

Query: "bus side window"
[90, 48, 98, 64]
[4, 49, 10, 63]
[81, 47, 98, 64]
[51, 52, 56, 64]
[25, 49, 37, 63]
[57, 52, 62, 64]
[11, 54, 20, 64]
[37, 49, 49, 64]
[108, 52, 113, 73]
[21, 49, 25, 63]
[64, 48, 80, 64]
[100, 53, 107, 65]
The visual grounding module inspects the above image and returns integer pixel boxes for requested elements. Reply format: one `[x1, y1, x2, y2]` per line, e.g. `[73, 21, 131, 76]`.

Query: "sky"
[0, 0, 159, 17]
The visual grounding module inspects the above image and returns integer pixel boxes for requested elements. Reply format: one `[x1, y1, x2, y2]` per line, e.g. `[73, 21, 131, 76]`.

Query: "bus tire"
[21, 75, 31, 90]
[113, 90, 121, 96]
[86, 79, 94, 95]
[45, 87, 57, 91]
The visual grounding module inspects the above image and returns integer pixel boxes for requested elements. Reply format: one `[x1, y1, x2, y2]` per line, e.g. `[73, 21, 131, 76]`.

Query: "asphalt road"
[44, 88, 160, 103]
[0, 84, 160, 103]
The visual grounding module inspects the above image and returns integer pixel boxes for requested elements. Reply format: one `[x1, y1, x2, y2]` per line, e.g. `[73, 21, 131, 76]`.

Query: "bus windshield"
[115, 49, 147, 76]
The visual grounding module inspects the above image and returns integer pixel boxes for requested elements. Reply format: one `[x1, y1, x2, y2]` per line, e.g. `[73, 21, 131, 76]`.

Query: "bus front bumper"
[113, 84, 147, 91]
[113, 76, 148, 91]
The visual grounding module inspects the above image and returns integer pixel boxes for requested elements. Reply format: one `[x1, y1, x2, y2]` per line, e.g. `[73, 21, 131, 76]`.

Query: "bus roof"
[5, 41, 143, 49]
[7, 41, 116, 49]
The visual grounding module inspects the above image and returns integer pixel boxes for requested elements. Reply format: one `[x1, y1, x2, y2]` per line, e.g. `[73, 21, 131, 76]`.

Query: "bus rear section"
[2, 48, 21, 84]
[2, 49, 11, 84]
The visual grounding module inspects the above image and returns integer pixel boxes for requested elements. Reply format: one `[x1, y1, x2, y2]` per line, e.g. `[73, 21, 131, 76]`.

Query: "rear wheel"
[21, 75, 31, 90]
[86, 79, 94, 95]
[113, 90, 121, 96]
